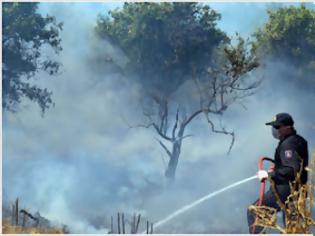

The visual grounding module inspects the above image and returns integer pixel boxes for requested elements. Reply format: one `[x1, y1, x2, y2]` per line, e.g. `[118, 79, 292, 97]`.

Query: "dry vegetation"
[249, 153, 315, 233]
[2, 219, 65, 234]
[2, 198, 68, 234]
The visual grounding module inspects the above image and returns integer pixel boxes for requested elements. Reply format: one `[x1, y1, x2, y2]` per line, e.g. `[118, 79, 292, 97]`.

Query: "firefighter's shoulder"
[281, 134, 306, 151]
[279, 135, 298, 152]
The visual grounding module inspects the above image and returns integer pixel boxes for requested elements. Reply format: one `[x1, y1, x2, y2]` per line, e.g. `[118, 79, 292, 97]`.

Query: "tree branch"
[155, 138, 172, 158]
[159, 99, 168, 135]
[172, 106, 180, 139]
[204, 113, 235, 154]
[175, 134, 193, 142]
[120, 114, 154, 129]
[182, 109, 204, 128]
[153, 123, 173, 141]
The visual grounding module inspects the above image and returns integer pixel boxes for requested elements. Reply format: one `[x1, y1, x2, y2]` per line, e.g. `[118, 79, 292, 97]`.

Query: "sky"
[2, 2, 315, 234]
[49, 2, 314, 39]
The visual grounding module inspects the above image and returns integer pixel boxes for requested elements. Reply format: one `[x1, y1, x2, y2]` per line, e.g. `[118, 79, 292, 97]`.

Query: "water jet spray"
[142, 175, 258, 233]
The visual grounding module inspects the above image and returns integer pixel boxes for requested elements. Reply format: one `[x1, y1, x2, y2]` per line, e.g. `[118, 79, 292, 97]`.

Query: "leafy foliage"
[95, 2, 229, 95]
[254, 5, 315, 83]
[2, 2, 63, 113]
[96, 2, 261, 180]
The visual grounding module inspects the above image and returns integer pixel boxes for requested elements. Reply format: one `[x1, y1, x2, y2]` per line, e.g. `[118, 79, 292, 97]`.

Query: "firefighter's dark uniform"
[247, 114, 308, 234]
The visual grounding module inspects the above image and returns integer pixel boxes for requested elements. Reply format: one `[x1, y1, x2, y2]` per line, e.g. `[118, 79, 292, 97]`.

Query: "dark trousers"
[247, 184, 291, 234]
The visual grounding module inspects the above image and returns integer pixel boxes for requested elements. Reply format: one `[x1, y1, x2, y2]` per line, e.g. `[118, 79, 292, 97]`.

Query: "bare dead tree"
[117, 212, 121, 234]
[15, 198, 19, 226]
[135, 214, 141, 233]
[125, 38, 260, 181]
[145, 220, 154, 234]
[109, 213, 143, 234]
[122, 213, 125, 234]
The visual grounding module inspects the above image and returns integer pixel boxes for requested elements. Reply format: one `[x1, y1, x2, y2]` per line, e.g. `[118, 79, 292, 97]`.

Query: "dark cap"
[265, 113, 294, 127]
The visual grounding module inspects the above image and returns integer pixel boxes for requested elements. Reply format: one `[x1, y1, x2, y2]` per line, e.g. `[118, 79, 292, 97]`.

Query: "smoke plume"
[2, 2, 315, 233]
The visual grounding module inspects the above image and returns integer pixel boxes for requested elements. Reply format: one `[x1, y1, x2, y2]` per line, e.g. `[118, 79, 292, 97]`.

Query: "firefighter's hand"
[257, 170, 268, 181]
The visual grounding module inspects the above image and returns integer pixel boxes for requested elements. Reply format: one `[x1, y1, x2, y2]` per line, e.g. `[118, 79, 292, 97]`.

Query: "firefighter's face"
[272, 126, 280, 139]
[272, 125, 292, 139]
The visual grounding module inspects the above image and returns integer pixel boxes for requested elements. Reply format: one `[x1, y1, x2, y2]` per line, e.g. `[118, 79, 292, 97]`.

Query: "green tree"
[2, 2, 63, 113]
[96, 3, 260, 181]
[95, 2, 229, 95]
[254, 5, 315, 84]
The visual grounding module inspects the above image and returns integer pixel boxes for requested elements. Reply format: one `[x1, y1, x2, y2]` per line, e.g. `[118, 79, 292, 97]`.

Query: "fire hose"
[251, 156, 275, 234]
[140, 156, 275, 234]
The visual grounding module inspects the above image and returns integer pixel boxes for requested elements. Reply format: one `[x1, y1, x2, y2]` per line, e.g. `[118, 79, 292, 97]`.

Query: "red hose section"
[257, 157, 268, 206]
[251, 157, 269, 234]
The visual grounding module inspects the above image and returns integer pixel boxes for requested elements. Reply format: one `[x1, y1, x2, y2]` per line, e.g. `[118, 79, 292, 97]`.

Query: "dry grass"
[249, 153, 315, 233]
[2, 219, 66, 234]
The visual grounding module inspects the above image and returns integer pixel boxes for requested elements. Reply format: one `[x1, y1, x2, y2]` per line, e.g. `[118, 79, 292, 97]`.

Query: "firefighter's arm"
[269, 166, 295, 181]
[269, 143, 300, 182]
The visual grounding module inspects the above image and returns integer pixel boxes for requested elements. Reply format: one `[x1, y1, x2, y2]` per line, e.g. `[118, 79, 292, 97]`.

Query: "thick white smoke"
[2, 2, 314, 233]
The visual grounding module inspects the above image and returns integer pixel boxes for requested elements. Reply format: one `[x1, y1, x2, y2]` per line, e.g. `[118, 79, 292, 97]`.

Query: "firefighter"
[247, 113, 309, 234]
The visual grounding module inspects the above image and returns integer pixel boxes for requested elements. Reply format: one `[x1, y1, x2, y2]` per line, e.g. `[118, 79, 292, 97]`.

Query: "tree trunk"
[165, 127, 184, 181]
[15, 198, 19, 226]
[165, 142, 181, 180]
